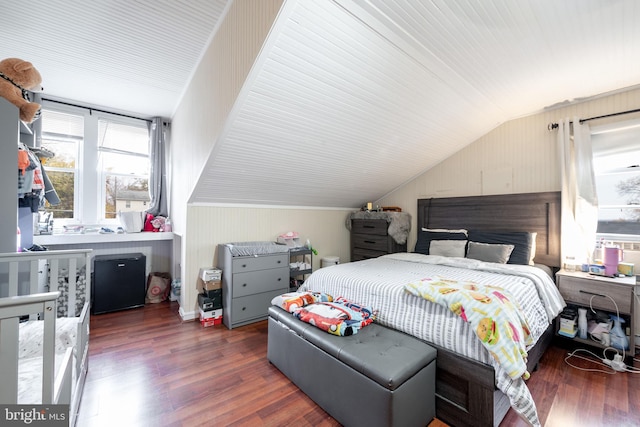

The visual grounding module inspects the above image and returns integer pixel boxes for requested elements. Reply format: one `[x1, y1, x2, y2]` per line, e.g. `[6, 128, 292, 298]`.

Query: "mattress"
[18, 317, 80, 404]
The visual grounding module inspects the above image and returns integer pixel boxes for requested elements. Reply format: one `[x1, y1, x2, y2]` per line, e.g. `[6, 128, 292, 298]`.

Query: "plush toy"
[0, 57, 42, 123]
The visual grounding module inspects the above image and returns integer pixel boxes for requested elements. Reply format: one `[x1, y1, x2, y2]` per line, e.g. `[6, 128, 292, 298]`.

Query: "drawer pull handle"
[579, 290, 607, 298]
[277, 278, 281, 281]
[277, 260, 281, 264]
[364, 240, 376, 244]
[242, 264, 247, 268]
[242, 307, 246, 311]
[242, 283, 247, 287]
[363, 225, 375, 229]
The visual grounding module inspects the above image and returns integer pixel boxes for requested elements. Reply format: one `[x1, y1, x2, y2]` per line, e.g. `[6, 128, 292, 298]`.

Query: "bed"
[299, 192, 564, 427]
[0, 249, 92, 427]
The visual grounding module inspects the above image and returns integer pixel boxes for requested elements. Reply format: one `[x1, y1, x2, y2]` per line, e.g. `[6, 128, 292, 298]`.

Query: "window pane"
[593, 121, 640, 236]
[44, 171, 75, 219]
[41, 138, 77, 169]
[98, 119, 148, 155]
[40, 109, 81, 221]
[105, 175, 149, 219]
[41, 110, 83, 139]
[102, 151, 150, 175]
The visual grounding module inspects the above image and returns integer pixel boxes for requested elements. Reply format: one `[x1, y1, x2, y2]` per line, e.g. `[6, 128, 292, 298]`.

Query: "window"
[40, 110, 82, 219]
[592, 120, 640, 237]
[40, 102, 150, 226]
[98, 118, 150, 219]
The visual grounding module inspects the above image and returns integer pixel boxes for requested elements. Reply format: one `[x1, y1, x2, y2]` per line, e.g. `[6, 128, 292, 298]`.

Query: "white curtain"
[558, 118, 598, 265]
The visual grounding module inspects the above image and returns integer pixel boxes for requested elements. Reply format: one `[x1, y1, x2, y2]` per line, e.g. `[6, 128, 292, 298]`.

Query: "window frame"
[591, 118, 640, 241]
[40, 100, 150, 227]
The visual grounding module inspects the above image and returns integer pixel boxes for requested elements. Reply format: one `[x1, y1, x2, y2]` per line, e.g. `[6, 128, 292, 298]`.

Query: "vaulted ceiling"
[3, 0, 640, 208]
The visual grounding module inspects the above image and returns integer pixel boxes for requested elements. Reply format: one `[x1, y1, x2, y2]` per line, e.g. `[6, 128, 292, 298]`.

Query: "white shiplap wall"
[171, 0, 286, 318]
[378, 87, 640, 252]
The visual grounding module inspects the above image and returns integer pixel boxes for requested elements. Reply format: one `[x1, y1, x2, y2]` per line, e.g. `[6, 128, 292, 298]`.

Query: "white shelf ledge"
[34, 231, 174, 246]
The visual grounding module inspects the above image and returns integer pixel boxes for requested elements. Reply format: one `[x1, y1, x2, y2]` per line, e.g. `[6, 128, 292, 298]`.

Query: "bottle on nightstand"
[578, 308, 588, 339]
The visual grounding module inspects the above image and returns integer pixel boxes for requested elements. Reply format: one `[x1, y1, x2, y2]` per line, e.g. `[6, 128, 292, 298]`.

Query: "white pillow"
[429, 240, 467, 257]
[466, 241, 514, 264]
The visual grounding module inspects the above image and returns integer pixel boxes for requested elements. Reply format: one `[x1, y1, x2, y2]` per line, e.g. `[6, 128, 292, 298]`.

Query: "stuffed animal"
[0, 57, 42, 123]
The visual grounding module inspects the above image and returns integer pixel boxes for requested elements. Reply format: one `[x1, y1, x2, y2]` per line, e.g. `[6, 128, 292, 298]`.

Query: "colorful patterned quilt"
[271, 291, 376, 336]
[405, 277, 533, 379]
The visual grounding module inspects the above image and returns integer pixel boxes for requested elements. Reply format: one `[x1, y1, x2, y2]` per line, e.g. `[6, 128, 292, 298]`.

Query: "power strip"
[604, 355, 627, 372]
[612, 355, 626, 372]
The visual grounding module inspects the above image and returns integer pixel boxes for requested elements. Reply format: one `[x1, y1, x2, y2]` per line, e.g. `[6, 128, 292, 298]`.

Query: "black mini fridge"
[92, 253, 146, 314]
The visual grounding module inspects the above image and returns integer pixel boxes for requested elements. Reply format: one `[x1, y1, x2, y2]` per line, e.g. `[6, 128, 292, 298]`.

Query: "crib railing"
[0, 249, 92, 318]
[0, 292, 60, 404]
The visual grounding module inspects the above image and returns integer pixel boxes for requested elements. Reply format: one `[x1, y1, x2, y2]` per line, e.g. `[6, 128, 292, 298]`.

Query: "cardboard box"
[202, 288, 222, 305]
[200, 308, 223, 319]
[197, 277, 222, 293]
[200, 317, 222, 327]
[618, 262, 634, 276]
[200, 308, 223, 327]
[198, 293, 222, 311]
[199, 267, 222, 281]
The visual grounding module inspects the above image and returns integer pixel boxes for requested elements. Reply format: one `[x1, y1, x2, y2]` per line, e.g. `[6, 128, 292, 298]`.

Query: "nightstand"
[555, 270, 637, 352]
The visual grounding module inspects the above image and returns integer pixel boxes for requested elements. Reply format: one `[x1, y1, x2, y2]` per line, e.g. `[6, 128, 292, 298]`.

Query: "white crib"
[0, 249, 92, 427]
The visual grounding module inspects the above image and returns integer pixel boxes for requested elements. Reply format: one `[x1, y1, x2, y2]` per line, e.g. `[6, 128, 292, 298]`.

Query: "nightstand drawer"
[352, 219, 388, 236]
[558, 276, 632, 313]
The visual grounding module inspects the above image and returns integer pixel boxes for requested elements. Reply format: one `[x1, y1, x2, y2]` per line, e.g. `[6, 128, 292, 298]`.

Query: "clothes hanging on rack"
[17, 143, 60, 213]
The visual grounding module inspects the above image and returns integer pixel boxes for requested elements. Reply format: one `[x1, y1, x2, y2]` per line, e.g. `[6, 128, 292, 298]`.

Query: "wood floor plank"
[78, 301, 640, 427]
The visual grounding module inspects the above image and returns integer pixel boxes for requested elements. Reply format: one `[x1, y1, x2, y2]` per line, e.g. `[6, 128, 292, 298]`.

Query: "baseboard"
[179, 307, 197, 321]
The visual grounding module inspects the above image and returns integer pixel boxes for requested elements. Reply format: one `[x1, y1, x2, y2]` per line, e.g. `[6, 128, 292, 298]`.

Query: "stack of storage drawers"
[218, 244, 289, 329]
[350, 219, 407, 261]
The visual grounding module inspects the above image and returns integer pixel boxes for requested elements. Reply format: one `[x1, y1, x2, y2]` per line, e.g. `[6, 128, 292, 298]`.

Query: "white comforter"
[300, 253, 565, 426]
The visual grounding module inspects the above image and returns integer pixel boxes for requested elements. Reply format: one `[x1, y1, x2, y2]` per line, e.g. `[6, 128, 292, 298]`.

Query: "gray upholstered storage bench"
[267, 306, 436, 427]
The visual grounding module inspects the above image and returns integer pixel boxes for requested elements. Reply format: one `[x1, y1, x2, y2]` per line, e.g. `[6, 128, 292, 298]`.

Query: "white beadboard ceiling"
[0, 0, 229, 118]
[3, 0, 640, 208]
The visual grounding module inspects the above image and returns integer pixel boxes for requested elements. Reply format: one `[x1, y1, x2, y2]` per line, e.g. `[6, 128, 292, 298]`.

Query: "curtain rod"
[42, 97, 153, 123]
[547, 107, 640, 131]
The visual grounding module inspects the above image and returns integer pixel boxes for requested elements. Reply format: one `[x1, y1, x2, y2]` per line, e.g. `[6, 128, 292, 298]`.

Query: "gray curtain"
[146, 117, 169, 217]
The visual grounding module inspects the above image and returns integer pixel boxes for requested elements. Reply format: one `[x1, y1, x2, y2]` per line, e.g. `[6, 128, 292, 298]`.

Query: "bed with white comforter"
[300, 253, 565, 426]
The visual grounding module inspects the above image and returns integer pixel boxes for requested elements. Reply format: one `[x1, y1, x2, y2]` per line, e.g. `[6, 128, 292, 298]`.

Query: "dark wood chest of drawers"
[350, 219, 407, 261]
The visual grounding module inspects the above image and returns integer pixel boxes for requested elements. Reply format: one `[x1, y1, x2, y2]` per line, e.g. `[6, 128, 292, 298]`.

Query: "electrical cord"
[564, 348, 616, 374]
[564, 291, 640, 374]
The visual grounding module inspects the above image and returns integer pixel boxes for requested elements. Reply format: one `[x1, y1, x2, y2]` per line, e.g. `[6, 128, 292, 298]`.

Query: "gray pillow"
[466, 241, 514, 264]
[429, 240, 467, 257]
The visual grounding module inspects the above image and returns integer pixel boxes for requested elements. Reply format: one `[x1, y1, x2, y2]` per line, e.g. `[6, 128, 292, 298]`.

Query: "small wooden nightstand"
[555, 270, 637, 352]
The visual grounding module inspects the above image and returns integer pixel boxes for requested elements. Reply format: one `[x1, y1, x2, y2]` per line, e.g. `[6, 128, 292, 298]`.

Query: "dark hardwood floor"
[77, 301, 640, 427]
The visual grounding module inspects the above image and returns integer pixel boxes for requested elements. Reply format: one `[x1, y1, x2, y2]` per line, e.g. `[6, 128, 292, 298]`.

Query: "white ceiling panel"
[0, 0, 228, 117]
[3, 0, 640, 208]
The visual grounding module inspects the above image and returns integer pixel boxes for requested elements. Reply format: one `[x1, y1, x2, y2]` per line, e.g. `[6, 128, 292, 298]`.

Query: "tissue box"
[618, 262, 634, 276]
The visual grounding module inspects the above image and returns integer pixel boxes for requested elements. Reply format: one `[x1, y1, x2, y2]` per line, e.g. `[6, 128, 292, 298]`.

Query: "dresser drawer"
[558, 276, 632, 313]
[352, 219, 388, 236]
[352, 248, 387, 261]
[232, 268, 289, 297]
[231, 253, 288, 273]
[352, 233, 389, 252]
[230, 289, 286, 323]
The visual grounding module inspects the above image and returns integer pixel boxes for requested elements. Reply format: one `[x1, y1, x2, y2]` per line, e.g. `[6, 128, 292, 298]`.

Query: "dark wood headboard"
[417, 192, 561, 267]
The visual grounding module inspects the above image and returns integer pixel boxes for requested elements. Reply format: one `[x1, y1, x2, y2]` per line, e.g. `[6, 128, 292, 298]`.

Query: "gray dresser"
[350, 219, 407, 261]
[217, 243, 289, 329]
